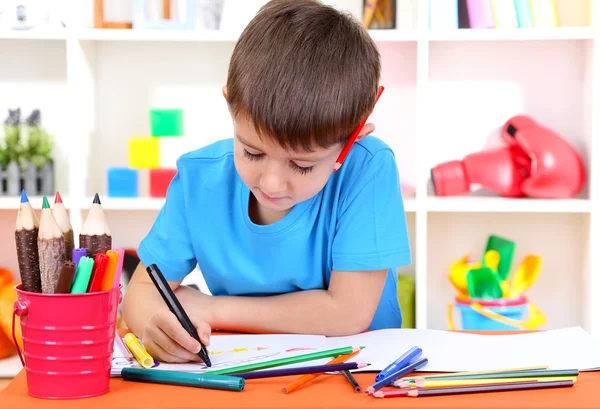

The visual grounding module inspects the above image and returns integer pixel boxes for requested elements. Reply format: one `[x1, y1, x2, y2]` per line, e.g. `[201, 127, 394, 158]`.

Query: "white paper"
[111, 333, 328, 377]
[112, 326, 600, 377]
[326, 326, 600, 373]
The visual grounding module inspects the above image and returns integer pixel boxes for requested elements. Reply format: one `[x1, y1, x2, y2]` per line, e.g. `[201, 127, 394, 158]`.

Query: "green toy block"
[150, 109, 184, 137]
[484, 235, 515, 282]
[129, 137, 160, 169]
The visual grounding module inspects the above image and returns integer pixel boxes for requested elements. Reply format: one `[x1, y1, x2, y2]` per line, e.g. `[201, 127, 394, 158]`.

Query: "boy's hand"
[141, 308, 211, 363]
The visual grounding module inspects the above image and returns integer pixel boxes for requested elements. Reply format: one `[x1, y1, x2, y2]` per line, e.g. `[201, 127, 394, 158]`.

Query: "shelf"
[428, 27, 595, 42]
[426, 197, 592, 213]
[0, 29, 68, 40]
[75, 28, 241, 42]
[80, 197, 166, 211]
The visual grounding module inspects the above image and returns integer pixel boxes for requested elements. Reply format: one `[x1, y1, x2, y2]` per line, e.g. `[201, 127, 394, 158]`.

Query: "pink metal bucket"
[11, 284, 122, 399]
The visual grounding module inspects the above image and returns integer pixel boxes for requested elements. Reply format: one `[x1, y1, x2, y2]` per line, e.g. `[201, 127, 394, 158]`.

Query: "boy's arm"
[176, 268, 388, 336]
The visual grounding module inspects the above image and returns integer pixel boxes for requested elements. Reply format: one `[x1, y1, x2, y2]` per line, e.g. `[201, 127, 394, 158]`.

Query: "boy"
[122, 0, 411, 364]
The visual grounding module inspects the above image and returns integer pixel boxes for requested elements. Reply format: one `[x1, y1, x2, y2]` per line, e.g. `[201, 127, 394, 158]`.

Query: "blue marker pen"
[375, 346, 422, 381]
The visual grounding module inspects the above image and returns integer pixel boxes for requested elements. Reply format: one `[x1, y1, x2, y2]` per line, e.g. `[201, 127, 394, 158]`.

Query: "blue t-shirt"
[137, 136, 412, 330]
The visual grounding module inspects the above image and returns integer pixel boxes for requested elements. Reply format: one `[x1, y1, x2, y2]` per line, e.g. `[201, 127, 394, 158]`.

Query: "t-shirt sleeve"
[332, 149, 412, 271]
[137, 166, 197, 282]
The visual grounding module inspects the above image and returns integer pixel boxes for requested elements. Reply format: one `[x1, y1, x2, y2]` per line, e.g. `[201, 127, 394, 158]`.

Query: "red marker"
[87, 253, 109, 292]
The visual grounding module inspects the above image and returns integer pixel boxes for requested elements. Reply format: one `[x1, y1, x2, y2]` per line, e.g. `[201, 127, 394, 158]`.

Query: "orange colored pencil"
[282, 350, 360, 394]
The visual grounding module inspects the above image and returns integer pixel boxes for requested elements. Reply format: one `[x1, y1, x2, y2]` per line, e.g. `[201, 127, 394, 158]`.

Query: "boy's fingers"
[157, 311, 202, 354]
[153, 328, 203, 362]
[144, 339, 193, 363]
[193, 320, 212, 347]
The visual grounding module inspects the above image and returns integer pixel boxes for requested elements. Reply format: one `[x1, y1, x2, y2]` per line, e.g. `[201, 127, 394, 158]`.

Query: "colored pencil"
[282, 350, 361, 394]
[115, 331, 133, 361]
[52, 192, 74, 262]
[333, 85, 384, 171]
[399, 368, 579, 385]
[342, 369, 362, 392]
[397, 376, 577, 389]
[373, 380, 575, 398]
[38, 196, 66, 293]
[366, 357, 428, 394]
[15, 190, 42, 293]
[206, 345, 363, 376]
[399, 366, 549, 381]
[79, 193, 112, 259]
[234, 361, 368, 379]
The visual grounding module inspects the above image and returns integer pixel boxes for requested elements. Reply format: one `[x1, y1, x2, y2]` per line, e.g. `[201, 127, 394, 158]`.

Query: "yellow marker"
[124, 333, 154, 369]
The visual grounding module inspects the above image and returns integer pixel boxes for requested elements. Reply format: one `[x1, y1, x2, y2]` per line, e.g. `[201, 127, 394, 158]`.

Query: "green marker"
[205, 345, 364, 375]
[70, 256, 94, 293]
[121, 367, 245, 391]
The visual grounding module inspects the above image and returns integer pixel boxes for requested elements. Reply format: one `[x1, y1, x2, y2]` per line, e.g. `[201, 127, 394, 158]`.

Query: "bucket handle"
[447, 301, 546, 331]
[12, 300, 29, 367]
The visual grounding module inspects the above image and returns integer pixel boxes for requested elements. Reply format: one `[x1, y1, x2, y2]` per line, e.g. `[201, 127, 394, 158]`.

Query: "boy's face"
[232, 116, 342, 219]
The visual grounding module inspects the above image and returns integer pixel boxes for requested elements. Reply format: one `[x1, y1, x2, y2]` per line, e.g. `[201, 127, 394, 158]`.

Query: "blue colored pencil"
[366, 357, 428, 394]
[234, 361, 369, 379]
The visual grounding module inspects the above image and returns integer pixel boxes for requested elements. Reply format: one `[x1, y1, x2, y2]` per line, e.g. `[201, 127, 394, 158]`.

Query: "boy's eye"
[243, 149, 263, 161]
[290, 162, 314, 175]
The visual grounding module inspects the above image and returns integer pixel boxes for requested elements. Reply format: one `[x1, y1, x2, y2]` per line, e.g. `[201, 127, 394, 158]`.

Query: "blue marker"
[366, 357, 428, 394]
[375, 346, 422, 381]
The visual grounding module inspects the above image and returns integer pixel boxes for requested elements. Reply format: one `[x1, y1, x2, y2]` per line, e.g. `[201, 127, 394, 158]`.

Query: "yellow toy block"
[128, 137, 160, 169]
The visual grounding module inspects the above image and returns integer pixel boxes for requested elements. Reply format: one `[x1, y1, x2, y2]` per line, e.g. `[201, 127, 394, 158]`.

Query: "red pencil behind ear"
[333, 85, 384, 171]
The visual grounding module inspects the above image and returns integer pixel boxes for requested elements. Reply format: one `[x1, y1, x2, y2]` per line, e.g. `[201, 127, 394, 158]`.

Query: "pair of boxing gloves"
[431, 115, 585, 199]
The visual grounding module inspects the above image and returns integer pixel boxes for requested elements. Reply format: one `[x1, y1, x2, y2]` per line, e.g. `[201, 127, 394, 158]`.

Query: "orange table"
[2, 329, 600, 409]
[1, 368, 599, 409]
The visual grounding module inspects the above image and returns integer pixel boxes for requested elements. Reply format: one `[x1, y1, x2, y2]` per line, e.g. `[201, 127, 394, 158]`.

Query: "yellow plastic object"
[483, 250, 500, 271]
[508, 255, 542, 298]
[448, 255, 481, 296]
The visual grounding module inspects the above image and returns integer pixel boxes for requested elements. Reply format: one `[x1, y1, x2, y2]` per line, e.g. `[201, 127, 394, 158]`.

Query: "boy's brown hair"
[226, 0, 381, 152]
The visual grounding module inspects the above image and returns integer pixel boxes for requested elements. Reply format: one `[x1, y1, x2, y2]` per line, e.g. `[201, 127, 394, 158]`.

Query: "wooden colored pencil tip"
[54, 191, 62, 204]
[20, 189, 28, 203]
[93, 193, 101, 204]
[42, 196, 50, 209]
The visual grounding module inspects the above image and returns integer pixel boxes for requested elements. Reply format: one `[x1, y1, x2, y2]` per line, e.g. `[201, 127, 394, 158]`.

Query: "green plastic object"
[121, 367, 245, 391]
[150, 109, 184, 137]
[70, 256, 94, 293]
[484, 235, 515, 281]
[397, 274, 415, 328]
[466, 267, 503, 299]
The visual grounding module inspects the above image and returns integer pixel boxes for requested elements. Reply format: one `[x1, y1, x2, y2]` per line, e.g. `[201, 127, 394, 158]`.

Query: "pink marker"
[112, 248, 125, 289]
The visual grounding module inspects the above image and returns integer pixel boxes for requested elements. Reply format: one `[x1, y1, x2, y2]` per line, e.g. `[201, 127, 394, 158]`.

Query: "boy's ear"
[356, 122, 375, 141]
[222, 85, 228, 100]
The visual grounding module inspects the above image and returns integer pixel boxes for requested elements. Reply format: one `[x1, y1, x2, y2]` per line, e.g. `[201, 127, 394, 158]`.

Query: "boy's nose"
[260, 168, 286, 195]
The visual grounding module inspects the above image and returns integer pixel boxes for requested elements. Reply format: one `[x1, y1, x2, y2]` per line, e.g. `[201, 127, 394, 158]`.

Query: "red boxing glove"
[431, 146, 531, 198]
[501, 115, 585, 199]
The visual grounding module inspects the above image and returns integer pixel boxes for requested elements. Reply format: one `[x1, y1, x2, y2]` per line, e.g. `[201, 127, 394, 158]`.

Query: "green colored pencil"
[403, 369, 579, 383]
[204, 345, 364, 375]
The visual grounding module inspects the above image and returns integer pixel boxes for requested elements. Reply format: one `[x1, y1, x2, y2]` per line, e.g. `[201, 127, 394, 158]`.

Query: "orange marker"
[282, 350, 361, 394]
[101, 250, 120, 291]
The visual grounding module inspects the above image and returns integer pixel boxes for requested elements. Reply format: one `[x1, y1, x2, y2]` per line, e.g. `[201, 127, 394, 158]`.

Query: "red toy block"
[150, 168, 177, 198]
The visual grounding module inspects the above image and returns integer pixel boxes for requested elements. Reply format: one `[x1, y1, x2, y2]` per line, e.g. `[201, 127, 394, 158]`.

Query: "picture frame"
[132, 0, 195, 30]
[94, 0, 133, 29]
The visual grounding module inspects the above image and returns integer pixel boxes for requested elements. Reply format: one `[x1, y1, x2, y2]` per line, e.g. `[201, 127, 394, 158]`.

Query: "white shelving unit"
[0, 1, 598, 338]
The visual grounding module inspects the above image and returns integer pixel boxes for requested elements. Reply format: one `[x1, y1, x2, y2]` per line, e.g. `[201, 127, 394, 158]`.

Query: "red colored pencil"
[333, 85, 384, 171]
[87, 253, 109, 292]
